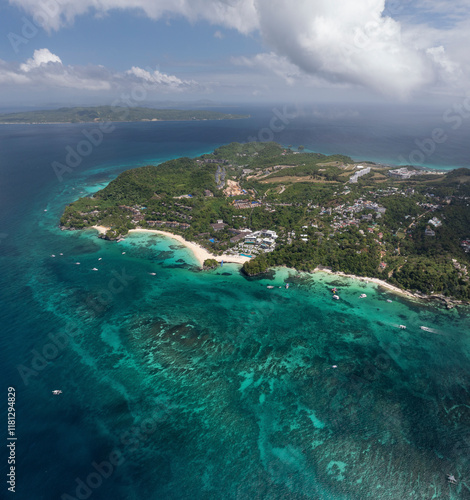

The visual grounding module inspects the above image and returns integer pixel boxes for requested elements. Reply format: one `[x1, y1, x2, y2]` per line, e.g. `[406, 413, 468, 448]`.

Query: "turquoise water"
[1, 114, 470, 499]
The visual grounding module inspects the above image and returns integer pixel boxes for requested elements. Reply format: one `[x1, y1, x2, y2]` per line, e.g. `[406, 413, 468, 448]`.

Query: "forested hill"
[60, 141, 470, 301]
[0, 106, 249, 124]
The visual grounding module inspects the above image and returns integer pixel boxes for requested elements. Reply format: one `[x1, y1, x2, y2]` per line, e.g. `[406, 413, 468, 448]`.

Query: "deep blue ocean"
[1, 104, 470, 500]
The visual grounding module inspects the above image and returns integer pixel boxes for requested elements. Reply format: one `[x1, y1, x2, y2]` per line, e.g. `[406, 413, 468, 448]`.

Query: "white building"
[349, 167, 371, 183]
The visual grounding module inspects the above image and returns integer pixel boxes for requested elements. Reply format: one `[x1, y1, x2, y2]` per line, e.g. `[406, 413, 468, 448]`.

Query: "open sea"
[1, 104, 470, 499]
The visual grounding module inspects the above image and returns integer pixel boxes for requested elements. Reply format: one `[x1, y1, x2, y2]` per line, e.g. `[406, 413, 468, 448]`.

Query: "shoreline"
[313, 268, 415, 299]
[91, 226, 251, 267]
[312, 268, 469, 308]
[90, 226, 468, 306]
[0, 117, 248, 126]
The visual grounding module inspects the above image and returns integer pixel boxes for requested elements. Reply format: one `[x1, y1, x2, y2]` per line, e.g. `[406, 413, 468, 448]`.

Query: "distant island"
[60, 141, 470, 303]
[0, 106, 249, 124]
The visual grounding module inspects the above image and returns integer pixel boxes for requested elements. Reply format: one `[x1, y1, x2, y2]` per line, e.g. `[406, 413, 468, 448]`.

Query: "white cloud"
[232, 52, 302, 85]
[8, 0, 259, 33]
[126, 66, 198, 90]
[20, 48, 62, 72]
[0, 49, 201, 93]
[214, 30, 224, 39]
[8, 0, 470, 98]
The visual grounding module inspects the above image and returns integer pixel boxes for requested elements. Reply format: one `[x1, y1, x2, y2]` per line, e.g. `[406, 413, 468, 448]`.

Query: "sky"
[0, 0, 469, 108]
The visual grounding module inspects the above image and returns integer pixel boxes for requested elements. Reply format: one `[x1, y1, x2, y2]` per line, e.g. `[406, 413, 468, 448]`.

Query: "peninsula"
[0, 106, 249, 124]
[60, 141, 470, 302]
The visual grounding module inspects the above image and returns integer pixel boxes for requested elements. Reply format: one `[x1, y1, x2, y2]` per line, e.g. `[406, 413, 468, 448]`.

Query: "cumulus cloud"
[8, 0, 470, 98]
[20, 48, 62, 72]
[0, 49, 201, 93]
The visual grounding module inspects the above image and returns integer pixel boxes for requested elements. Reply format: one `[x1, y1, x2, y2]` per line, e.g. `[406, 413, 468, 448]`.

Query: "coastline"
[90, 226, 468, 306]
[91, 226, 251, 266]
[313, 268, 415, 299]
[313, 267, 469, 307]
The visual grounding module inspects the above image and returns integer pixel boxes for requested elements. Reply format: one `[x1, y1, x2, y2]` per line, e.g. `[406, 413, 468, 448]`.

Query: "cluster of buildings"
[229, 229, 279, 255]
[349, 166, 371, 183]
[461, 240, 470, 253]
[387, 168, 419, 180]
[428, 217, 442, 227]
[232, 199, 262, 209]
[147, 221, 190, 230]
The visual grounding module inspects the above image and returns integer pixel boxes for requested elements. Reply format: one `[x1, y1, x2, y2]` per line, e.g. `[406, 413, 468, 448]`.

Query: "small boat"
[331, 288, 337, 293]
[386, 299, 392, 303]
[333, 295, 339, 300]
[447, 474, 458, 484]
[98, 257, 102, 261]
[267, 285, 274, 289]
[52, 390, 62, 395]
[332, 365, 338, 369]
[359, 293, 367, 298]
[92, 268, 98, 271]
[59, 253, 63, 256]
[75, 262, 80, 265]
[285, 283, 290, 289]
[149, 272, 156, 276]
[420, 326, 432, 332]
[122, 252, 126, 255]
[399, 325, 406, 329]
[51, 254, 56, 257]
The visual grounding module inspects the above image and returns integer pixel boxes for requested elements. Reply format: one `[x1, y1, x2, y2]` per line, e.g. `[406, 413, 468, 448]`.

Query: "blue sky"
[0, 0, 469, 107]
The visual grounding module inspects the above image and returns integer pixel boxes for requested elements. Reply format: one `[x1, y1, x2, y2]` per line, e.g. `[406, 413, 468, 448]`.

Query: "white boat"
[420, 326, 432, 332]
[52, 390, 62, 395]
[149, 272, 156, 276]
[122, 252, 126, 255]
[59, 253, 63, 256]
[386, 299, 392, 303]
[51, 254, 56, 257]
[359, 293, 367, 298]
[399, 325, 406, 329]
[447, 474, 458, 484]
[75, 262, 80, 265]
[98, 257, 102, 261]
[267, 285, 274, 289]
[333, 295, 339, 300]
[92, 268, 98, 271]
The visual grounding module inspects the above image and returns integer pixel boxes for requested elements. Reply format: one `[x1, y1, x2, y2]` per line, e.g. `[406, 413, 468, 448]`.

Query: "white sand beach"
[91, 226, 251, 267]
[314, 267, 416, 299]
